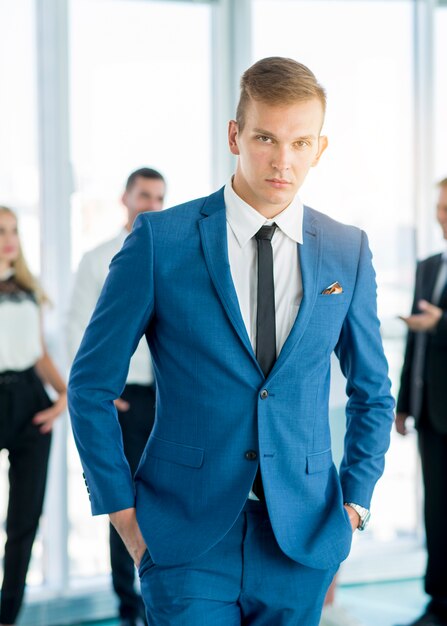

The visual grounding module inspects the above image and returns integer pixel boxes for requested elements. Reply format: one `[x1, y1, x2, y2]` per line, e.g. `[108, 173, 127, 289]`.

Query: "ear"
[121, 191, 128, 208]
[311, 135, 328, 167]
[228, 120, 240, 156]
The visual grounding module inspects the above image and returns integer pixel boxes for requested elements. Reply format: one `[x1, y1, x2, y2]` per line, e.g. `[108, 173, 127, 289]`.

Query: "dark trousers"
[138, 499, 337, 626]
[110, 383, 155, 620]
[418, 415, 447, 618]
[0, 367, 52, 625]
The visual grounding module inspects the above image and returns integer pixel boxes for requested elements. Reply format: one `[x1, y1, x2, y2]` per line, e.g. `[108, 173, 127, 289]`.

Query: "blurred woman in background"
[0, 206, 66, 626]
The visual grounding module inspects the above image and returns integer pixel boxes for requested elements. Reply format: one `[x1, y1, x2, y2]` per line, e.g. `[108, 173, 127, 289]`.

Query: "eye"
[256, 135, 273, 143]
[295, 140, 309, 148]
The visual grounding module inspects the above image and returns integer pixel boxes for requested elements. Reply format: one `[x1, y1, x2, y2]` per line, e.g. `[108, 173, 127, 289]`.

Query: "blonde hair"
[0, 206, 50, 305]
[236, 56, 327, 132]
[438, 177, 447, 188]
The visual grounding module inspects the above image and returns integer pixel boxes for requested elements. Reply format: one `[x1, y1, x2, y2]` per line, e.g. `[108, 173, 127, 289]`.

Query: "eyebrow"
[252, 128, 317, 142]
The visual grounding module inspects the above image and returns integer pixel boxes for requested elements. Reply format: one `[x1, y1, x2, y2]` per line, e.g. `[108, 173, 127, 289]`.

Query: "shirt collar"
[224, 178, 303, 248]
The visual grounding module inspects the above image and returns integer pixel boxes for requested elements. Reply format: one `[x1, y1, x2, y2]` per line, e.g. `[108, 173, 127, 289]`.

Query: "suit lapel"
[199, 189, 261, 372]
[199, 192, 321, 379]
[267, 209, 322, 380]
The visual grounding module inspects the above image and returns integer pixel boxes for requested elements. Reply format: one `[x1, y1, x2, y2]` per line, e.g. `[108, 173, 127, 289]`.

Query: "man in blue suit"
[68, 57, 394, 626]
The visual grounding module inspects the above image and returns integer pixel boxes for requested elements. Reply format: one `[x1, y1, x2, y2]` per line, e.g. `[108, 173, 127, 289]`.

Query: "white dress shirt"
[66, 229, 154, 385]
[224, 180, 304, 358]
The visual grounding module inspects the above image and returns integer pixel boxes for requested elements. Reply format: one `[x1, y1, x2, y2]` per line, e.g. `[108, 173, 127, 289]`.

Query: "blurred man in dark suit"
[396, 178, 447, 626]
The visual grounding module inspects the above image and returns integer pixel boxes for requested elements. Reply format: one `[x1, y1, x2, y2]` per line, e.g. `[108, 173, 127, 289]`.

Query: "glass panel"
[435, 7, 447, 182]
[0, 0, 43, 587]
[69, 0, 212, 269]
[0, 0, 40, 274]
[68, 0, 212, 579]
[253, 0, 417, 550]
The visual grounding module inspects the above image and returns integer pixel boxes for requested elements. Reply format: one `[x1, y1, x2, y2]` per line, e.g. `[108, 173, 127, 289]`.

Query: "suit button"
[260, 389, 269, 399]
[245, 450, 258, 461]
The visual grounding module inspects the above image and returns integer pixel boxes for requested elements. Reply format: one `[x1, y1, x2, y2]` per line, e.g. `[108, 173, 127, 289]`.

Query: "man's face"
[123, 176, 165, 225]
[437, 186, 447, 240]
[228, 98, 328, 216]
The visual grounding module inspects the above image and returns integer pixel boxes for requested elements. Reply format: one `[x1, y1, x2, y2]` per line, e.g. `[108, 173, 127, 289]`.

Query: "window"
[0, 0, 40, 273]
[435, 7, 447, 183]
[69, 0, 212, 269]
[0, 0, 43, 587]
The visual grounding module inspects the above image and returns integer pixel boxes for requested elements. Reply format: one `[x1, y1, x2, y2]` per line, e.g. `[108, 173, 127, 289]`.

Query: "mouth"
[265, 178, 292, 189]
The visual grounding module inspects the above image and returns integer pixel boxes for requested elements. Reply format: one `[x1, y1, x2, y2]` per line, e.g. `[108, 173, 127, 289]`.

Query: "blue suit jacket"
[68, 188, 394, 570]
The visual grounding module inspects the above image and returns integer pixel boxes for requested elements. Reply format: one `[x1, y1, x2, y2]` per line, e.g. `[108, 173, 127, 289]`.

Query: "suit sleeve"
[68, 214, 154, 515]
[396, 262, 421, 414]
[335, 230, 395, 509]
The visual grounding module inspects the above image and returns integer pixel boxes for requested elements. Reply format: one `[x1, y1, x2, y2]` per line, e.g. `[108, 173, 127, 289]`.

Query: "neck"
[125, 208, 137, 232]
[255, 205, 288, 220]
[0, 260, 12, 276]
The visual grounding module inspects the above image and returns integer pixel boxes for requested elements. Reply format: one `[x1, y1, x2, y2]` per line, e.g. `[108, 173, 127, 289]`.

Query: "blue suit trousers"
[138, 500, 338, 626]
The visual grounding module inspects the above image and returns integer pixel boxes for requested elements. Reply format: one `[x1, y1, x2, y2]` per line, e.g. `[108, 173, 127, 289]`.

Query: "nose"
[271, 145, 291, 173]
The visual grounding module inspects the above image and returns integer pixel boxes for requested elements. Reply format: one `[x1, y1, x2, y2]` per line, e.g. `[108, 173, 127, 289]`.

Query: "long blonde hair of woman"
[0, 205, 50, 305]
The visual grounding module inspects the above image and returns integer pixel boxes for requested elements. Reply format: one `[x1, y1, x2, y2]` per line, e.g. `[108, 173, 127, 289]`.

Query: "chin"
[265, 191, 294, 206]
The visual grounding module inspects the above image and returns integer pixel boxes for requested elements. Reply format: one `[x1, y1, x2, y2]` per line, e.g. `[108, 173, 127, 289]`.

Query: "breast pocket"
[315, 293, 347, 306]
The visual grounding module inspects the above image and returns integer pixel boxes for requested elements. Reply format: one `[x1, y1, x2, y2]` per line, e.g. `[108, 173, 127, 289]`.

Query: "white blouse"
[0, 269, 43, 372]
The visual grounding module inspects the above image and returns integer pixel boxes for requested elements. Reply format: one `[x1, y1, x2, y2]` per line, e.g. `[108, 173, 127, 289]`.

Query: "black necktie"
[252, 223, 277, 501]
[255, 224, 277, 377]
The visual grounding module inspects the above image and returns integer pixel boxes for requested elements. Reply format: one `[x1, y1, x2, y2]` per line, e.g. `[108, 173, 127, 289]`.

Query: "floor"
[80, 578, 428, 626]
[337, 578, 427, 625]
